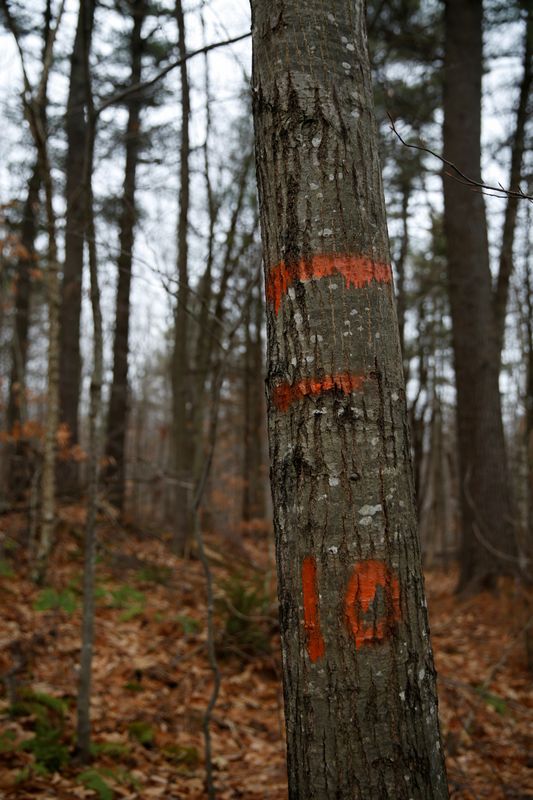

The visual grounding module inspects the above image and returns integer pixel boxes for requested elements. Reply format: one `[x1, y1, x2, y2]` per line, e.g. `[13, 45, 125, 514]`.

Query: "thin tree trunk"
[75, 0, 102, 758]
[525, 217, 533, 546]
[7, 161, 41, 500]
[76, 116, 102, 768]
[443, 0, 517, 593]
[395, 180, 410, 368]
[23, 0, 68, 583]
[242, 287, 265, 524]
[7, 0, 52, 501]
[250, 1, 448, 796]
[58, 0, 96, 492]
[105, 0, 146, 514]
[189, 44, 217, 499]
[493, 6, 532, 363]
[171, 0, 191, 553]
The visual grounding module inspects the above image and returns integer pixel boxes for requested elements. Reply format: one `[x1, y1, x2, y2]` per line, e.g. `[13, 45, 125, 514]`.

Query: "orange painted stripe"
[266, 253, 392, 314]
[272, 371, 366, 412]
[344, 560, 400, 649]
[302, 556, 325, 662]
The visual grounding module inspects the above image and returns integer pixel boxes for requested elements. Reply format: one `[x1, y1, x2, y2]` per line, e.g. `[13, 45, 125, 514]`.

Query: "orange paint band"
[266, 253, 392, 314]
[301, 556, 325, 662]
[272, 371, 367, 412]
[344, 559, 401, 649]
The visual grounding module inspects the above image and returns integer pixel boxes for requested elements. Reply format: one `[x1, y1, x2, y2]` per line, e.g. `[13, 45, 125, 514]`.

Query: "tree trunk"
[443, 0, 517, 593]
[395, 180, 410, 370]
[7, 0, 52, 501]
[105, 0, 145, 514]
[58, 0, 96, 492]
[493, 6, 532, 363]
[250, 1, 448, 797]
[171, 0, 191, 553]
[242, 286, 265, 524]
[76, 112, 102, 767]
[525, 222, 533, 549]
[6, 160, 40, 500]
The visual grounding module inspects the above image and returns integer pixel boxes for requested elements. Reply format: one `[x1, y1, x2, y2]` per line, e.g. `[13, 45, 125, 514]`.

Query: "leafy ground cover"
[0, 507, 531, 798]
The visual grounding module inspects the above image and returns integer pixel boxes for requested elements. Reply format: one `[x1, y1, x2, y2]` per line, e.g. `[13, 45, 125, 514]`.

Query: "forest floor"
[0, 506, 532, 800]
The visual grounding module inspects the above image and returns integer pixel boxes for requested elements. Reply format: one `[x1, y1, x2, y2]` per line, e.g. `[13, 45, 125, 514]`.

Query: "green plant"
[127, 720, 154, 747]
[9, 688, 67, 723]
[124, 680, 143, 693]
[90, 741, 131, 759]
[163, 743, 199, 771]
[176, 614, 200, 635]
[0, 559, 14, 578]
[21, 726, 69, 772]
[10, 688, 70, 773]
[0, 730, 17, 753]
[78, 769, 114, 800]
[34, 587, 77, 614]
[137, 564, 172, 585]
[109, 586, 146, 621]
[475, 686, 508, 716]
[217, 573, 271, 657]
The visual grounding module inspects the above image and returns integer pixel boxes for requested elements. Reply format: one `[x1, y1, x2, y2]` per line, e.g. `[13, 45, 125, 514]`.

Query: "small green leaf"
[475, 686, 508, 716]
[78, 769, 114, 800]
[34, 588, 77, 614]
[0, 730, 17, 753]
[176, 614, 200, 635]
[0, 559, 15, 578]
[128, 721, 154, 746]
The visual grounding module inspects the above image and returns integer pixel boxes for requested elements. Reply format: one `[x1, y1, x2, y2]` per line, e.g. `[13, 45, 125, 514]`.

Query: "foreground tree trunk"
[250, 1, 448, 797]
[443, 0, 517, 592]
[58, 0, 96, 492]
[105, 0, 146, 513]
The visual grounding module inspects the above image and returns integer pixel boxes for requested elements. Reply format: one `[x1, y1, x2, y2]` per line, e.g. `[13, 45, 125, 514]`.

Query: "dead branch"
[388, 114, 533, 202]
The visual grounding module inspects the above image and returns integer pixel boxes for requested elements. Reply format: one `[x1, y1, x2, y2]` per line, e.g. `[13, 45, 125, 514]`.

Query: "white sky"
[0, 1, 529, 422]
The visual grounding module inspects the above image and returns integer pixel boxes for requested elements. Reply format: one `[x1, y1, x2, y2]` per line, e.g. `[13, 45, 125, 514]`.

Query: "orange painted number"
[344, 559, 401, 648]
[301, 557, 400, 661]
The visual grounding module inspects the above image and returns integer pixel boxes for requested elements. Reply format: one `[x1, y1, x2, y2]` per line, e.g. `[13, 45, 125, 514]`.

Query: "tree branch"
[388, 114, 533, 202]
[95, 31, 251, 117]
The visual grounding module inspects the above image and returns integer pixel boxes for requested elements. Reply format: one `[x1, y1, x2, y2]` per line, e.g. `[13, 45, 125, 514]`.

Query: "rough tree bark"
[58, 0, 96, 490]
[443, 0, 517, 592]
[105, 0, 146, 513]
[250, 1, 448, 797]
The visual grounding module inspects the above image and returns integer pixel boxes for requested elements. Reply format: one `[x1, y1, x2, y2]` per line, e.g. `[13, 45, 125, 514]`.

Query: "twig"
[388, 114, 533, 202]
[464, 466, 531, 576]
[95, 32, 251, 118]
[190, 275, 260, 800]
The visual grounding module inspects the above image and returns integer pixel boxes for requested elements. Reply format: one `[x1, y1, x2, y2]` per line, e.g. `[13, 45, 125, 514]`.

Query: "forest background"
[0, 0, 532, 798]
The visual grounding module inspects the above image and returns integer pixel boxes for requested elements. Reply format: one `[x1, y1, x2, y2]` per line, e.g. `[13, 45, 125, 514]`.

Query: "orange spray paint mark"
[272, 371, 367, 412]
[344, 560, 401, 649]
[302, 556, 325, 662]
[266, 253, 392, 314]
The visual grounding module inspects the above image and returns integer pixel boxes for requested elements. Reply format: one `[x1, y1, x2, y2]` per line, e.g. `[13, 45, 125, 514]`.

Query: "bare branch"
[95, 31, 251, 118]
[388, 114, 533, 203]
